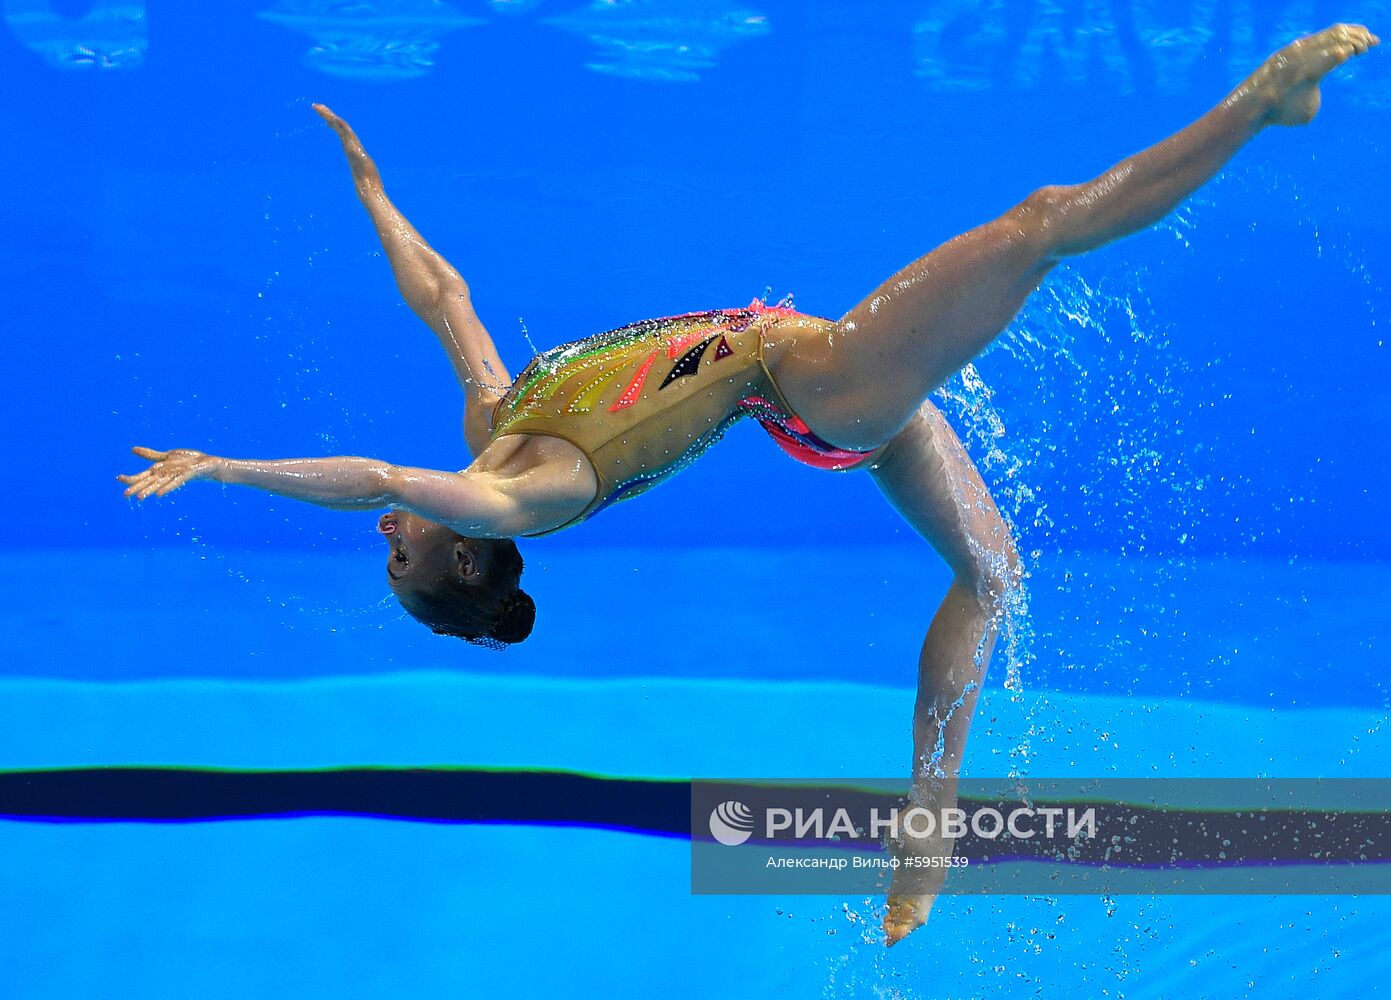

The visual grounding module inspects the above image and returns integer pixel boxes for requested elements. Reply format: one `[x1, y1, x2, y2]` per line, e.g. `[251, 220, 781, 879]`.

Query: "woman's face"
[377, 509, 481, 590]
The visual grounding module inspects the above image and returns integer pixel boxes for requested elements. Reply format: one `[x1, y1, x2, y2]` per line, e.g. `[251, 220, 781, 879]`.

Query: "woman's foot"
[882, 818, 954, 947]
[884, 891, 937, 947]
[1252, 23, 1379, 127]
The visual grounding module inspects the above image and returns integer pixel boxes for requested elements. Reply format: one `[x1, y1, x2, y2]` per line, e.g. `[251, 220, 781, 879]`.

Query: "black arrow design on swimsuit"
[658, 335, 719, 391]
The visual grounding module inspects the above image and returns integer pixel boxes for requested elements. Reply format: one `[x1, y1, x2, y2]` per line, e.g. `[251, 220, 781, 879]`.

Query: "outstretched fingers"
[118, 466, 176, 501]
[118, 468, 171, 501]
[117, 446, 213, 501]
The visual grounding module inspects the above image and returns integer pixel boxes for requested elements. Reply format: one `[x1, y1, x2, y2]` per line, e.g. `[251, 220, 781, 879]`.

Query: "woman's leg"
[763, 24, 1378, 451]
[314, 105, 513, 457]
[864, 401, 1020, 945]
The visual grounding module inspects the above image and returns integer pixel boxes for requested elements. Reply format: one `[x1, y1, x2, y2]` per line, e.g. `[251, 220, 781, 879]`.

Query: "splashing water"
[930, 251, 1218, 778]
[518, 316, 539, 356]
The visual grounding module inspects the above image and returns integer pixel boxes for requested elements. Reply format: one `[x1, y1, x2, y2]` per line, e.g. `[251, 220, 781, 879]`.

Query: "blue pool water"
[4, 1, 1391, 996]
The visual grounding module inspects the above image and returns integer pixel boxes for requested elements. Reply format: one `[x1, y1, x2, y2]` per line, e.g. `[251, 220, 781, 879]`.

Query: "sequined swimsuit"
[489, 300, 883, 537]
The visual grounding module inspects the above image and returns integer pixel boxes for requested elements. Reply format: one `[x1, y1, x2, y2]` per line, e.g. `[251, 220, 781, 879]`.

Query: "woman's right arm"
[118, 446, 530, 538]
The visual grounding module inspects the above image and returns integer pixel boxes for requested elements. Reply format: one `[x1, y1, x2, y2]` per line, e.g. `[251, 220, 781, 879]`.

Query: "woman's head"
[378, 510, 535, 646]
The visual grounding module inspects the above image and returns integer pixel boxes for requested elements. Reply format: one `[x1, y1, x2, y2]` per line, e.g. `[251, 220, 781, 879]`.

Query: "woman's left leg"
[314, 104, 513, 457]
[864, 400, 1020, 945]
[762, 24, 1377, 452]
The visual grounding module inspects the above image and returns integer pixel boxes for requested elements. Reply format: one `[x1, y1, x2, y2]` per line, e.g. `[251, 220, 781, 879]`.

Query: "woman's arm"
[314, 104, 512, 456]
[117, 446, 529, 538]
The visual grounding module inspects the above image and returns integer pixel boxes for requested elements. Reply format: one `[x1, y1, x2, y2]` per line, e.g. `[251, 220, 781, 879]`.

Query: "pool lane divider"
[0, 766, 692, 838]
[2, 768, 1391, 872]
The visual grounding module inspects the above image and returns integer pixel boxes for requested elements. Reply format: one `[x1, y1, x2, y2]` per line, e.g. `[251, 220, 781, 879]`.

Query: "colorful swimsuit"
[489, 300, 883, 536]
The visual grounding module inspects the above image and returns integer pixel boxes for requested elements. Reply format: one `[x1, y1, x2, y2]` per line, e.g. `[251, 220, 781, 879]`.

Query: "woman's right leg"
[862, 400, 1020, 946]
[762, 24, 1377, 452]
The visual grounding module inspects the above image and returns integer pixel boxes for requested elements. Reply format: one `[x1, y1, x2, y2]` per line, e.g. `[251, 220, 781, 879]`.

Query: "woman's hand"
[118, 446, 222, 501]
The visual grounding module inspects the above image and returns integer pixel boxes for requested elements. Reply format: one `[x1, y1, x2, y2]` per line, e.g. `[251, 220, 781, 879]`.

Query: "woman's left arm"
[118, 446, 529, 537]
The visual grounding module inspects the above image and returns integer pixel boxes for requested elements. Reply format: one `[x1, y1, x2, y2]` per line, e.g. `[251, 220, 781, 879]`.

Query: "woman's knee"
[957, 521, 1021, 607]
[1011, 185, 1076, 259]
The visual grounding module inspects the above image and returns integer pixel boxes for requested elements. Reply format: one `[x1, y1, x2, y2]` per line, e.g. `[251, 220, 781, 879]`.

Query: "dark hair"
[395, 538, 535, 647]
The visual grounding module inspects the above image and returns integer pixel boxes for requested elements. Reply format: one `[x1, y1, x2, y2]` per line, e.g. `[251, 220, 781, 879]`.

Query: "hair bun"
[490, 589, 536, 644]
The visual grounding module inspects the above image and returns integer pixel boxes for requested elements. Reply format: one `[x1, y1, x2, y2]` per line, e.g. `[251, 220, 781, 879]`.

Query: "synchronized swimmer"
[119, 25, 1379, 945]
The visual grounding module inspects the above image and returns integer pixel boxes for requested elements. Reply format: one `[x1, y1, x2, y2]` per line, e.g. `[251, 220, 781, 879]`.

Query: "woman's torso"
[481, 302, 813, 535]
